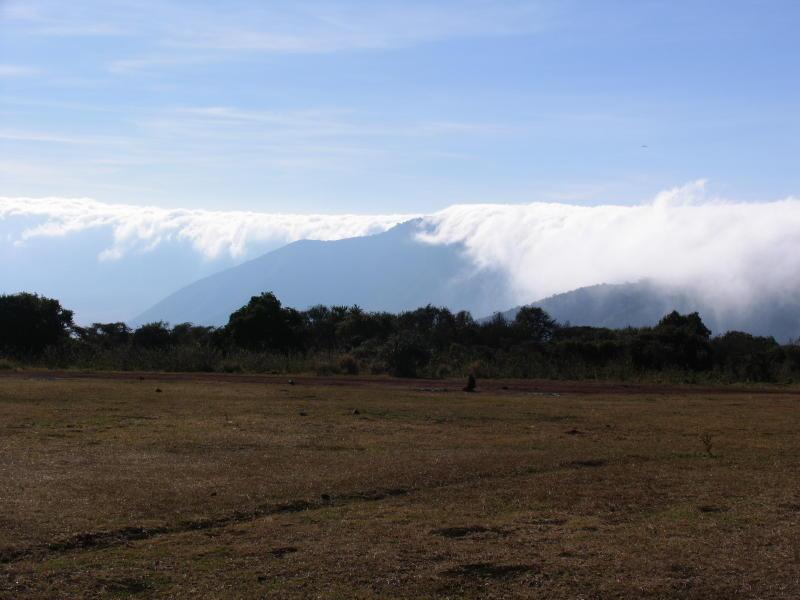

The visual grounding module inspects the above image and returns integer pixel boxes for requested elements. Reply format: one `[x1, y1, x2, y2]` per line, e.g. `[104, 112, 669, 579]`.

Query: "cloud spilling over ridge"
[0, 196, 416, 261]
[3, 183, 800, 316]
[418, 181, 800, 312]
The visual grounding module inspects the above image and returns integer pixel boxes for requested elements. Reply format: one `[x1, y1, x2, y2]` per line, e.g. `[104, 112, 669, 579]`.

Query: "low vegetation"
[2, 291, 799, 382]
[1, 375, 798, 598]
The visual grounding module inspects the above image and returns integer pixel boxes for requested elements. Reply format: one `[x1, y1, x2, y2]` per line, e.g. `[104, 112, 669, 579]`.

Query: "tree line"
[1, 291, 799, 383]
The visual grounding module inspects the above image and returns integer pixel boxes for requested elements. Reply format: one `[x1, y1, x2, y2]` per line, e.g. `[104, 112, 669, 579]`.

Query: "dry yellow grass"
[1, 373, 799, 598]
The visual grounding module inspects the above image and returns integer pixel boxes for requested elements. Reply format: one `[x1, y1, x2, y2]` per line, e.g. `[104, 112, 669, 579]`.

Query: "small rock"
[698, 505, 727, 513]
[299, 411, 308, 416]
[352, 409, 360, 415]
[155, 388, 162, 393]
[288, 379, 295, 385]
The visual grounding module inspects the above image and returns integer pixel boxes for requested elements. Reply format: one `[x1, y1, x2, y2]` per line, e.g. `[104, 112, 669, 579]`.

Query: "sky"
[2, 1, 800, 324]
[2, 0, 799, 212]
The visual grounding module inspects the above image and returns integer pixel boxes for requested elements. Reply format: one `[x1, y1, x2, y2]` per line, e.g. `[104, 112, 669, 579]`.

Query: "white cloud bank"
[3, 182, 800, 312]
[419, 181, 800, 311]
[0, 196, 416, 261]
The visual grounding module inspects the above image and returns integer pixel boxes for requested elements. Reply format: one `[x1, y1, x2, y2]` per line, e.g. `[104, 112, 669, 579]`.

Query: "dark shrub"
[712, 331, 781, 381]
[381, 333, 430, 377]
[338, 353, 359, 375]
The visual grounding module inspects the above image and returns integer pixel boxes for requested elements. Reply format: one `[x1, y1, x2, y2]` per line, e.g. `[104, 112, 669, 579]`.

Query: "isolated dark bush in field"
[464, 373, 477, 392]
[0, 292, 74, 357]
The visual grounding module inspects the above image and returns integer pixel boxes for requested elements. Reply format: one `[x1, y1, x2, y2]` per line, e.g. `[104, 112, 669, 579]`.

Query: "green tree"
[133, 322, 172, 349]
[76, 322, 131, 348]
[381, 332, 430, 377]
[0, 292, 74, 356]
[227, 292, 305, 352]
[632, 311, 713, 371]
[513, 306, 558, 343]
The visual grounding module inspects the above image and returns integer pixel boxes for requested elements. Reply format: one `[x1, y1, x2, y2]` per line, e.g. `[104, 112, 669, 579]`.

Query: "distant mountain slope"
[497, 281, 800, 341]
[134, 220, 513, 326]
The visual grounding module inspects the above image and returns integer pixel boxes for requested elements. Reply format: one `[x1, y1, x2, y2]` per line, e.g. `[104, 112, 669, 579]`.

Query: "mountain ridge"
[135, 224, 800, 342]
[133, 219, 513, 327]
[497, 281, 800, 342]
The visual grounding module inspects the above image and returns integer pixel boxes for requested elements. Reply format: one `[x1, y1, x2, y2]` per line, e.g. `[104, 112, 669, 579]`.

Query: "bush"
[369, 360, 388, 375]
[338, 354, 359, 375]
[314, 360, 339, 376]
[0, 358, 17, 370]
[381, 333, 430, 378]
[218, 360, 243, 373]
[434, 364, 451, 379]
[468, 359, 500, 378]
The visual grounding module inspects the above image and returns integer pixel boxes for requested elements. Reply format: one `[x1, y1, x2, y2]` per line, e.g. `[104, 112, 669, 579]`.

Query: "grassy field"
[1, 373, 799, 599]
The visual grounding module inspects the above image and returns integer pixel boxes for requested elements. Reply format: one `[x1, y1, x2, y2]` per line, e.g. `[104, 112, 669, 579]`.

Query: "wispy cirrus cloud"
[0, 129, 131, 145]
[160, 1, 547, 53]
[142, 106, 507, 142]
[1, 0, 129, 36]
[4, 0, 550, 71]
[0, 64, 39, 77]
[1, 102, 507, 201]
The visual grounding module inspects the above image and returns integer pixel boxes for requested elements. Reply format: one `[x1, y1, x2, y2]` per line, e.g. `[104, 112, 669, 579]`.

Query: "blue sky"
[3, 0, 799, 213]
